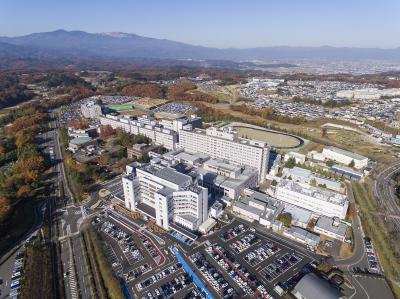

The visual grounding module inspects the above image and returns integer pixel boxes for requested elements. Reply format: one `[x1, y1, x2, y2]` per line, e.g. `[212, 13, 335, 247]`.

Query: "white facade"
[275, 179, 349, 219]
[81, 101, 102, 118]
[99, 115, 178, 150]
[122, 163, 208, 231]
[160, 115, 202, 133]
[284, 151, 306, 164]
[322, 146, 368, 169]
[178, 127, 270, 181]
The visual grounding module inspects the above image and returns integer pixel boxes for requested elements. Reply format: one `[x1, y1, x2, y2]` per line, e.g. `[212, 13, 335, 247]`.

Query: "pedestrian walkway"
[169, 246, 214, 299]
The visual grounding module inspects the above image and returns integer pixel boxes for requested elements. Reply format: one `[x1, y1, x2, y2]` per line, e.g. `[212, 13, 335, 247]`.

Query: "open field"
[230, 123, 303, 148]
[197, 83, 240, 104]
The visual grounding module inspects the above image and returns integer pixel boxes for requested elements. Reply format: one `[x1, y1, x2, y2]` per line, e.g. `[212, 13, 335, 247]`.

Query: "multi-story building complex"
[322, 146, 369, 169]
[162, 149, 259, 200]
[275, 179, 349, 219]
[122, 162, 208, 231]
[81, 101, 102, 118]
[99, 114, 178, 150]
[178, 126, 270, 181]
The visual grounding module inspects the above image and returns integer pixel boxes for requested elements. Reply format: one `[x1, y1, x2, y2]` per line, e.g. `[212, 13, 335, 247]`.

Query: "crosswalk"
[67, 240, 79, 299]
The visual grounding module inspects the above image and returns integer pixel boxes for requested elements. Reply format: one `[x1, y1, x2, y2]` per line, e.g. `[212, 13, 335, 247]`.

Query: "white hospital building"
[99, 115, 179, 150]
[122, 162, 208, 231]
[275, 179, 349, 219]
[178, 126, 270, 181]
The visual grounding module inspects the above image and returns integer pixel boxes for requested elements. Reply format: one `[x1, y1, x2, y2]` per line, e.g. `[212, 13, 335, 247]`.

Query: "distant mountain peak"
[100, 32, 134, 38]
[0, 29, 399, 62]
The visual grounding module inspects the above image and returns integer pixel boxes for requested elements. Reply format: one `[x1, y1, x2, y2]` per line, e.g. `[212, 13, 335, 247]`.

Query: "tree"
[321, 127, 327, 138]
[349, 160, 355, 168]
[326, 160, 335, 167]
[271, 180, 278, 186]
[284, 157, 296, 169]
[310, 178, 317, 187]
[0, 195, 11, 221]
[99, 125, 115, 138]
[137, 153, 150, 163]
[277, 212, 292, 227]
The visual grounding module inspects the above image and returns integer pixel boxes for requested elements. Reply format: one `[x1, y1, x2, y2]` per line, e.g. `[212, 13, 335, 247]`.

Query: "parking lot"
[153, 102, 196, 115]
[193, 219, 316, 298]
[0, 248, 26, 299]
[91, 213, 211, 298]
[89, 205, 321, 299]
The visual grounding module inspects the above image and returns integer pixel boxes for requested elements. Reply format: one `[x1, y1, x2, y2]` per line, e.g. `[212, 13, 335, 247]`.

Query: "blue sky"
[1, 0, 399, 48]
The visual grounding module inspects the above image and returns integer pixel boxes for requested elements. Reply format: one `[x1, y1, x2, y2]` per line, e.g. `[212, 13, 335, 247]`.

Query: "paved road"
[334, 183, 372, 299]
[335, 181, 396, 299]
[47, 112, 93, 299]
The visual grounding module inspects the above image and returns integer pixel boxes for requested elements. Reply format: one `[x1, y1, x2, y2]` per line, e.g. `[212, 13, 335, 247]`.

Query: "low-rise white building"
[275, 179, 349, 219]
[282, 204, 313, 228]
[282, 167, 343, 193]
[314, 216, 348, 242]
[232, 189, 278, 227]
[284, 151, 306, 164]
[209, 201, 224, 218]
[322, 146, 368, 169]
[283, 227, 320, 247]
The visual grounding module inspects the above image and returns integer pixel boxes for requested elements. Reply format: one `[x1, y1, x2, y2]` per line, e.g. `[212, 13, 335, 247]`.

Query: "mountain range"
[1, 30, 400, 67]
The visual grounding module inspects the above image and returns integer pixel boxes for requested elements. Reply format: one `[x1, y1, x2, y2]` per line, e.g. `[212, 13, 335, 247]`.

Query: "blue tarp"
[120, 280, 132, 299]
[170, 246, 215, 299]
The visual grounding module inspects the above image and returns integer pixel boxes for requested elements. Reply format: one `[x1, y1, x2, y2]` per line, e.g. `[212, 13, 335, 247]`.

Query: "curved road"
[374, 161, 400, 231]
